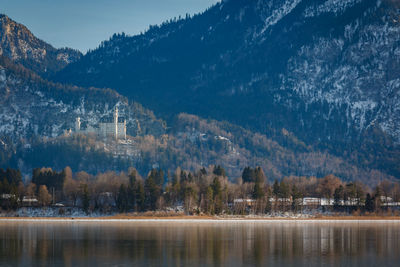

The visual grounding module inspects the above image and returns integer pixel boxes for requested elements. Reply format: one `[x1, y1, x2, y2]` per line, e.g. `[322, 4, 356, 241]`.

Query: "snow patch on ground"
[260, 0, 302, 34]
[304, 0, 362, 18]
[4, 207, 111, 218]
[0, 68, 6, 83]
[281, 13, 400, 141]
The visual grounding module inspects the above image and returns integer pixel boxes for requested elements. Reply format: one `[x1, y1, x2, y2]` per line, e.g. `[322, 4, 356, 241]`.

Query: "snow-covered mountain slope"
[0, 14, 81, 77]
[0, 53, 394, 183]
[283, 0, 400, 138]
[54, 0, 400, 179]
[0, 55, 165, 141]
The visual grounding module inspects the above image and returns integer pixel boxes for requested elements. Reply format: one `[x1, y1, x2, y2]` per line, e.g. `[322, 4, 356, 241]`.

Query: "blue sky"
[1, 0, 219, 53]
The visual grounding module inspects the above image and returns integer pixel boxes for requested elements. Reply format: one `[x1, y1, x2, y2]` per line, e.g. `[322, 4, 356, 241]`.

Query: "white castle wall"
[75, 107, 127, 140]
[117, 122, 126, 139]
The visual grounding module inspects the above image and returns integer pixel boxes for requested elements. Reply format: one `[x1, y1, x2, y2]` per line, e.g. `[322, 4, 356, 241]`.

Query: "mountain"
[0, 54, 169, 173]
[0, 55, 164, 141]
[0, 52, 393, 183]
[54, 0, 400, 179]
[0, 14, 81, 77]
[166, 113, 394, 183]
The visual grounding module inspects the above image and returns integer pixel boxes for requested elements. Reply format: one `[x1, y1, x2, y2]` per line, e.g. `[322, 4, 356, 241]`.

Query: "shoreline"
[1, 215, 400, 222]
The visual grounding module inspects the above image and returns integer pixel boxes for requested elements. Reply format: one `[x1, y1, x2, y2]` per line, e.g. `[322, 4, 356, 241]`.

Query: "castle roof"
[99, 117, 126, 123]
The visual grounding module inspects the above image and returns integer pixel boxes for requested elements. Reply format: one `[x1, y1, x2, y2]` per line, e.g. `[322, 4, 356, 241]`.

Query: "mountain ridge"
[0, 2, 399, 182]
[0, 14, 82, 76]
[54, 0, 400, 179]
[0, 52, 393, 184]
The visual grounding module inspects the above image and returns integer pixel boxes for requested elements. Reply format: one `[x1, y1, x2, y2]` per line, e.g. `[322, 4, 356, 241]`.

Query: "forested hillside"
[0, 2, 399, 184]
[55, 0, 400, 179]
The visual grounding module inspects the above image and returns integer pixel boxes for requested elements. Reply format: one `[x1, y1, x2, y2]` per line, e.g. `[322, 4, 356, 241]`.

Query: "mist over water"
[0, 221, 399, 266]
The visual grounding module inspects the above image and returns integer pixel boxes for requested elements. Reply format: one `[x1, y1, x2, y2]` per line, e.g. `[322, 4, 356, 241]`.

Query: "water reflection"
[0, 221, 399, 266]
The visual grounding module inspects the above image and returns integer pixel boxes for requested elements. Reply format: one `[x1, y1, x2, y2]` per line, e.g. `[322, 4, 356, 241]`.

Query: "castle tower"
[75, 117, 81, 132]
[113, 106, 119, 140]
[135, 119, 141, 136]
[123, 120, 127, 140]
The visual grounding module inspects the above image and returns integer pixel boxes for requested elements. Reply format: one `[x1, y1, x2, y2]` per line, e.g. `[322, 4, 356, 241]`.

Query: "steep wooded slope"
[55, 0, 400, 178]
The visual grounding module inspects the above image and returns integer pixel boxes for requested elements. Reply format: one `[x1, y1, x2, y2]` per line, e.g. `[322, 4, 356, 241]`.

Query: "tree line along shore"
[0, 166, 400, 217]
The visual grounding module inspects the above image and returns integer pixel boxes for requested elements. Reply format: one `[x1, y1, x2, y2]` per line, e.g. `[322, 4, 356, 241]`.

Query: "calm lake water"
[0, 220, 399, 266]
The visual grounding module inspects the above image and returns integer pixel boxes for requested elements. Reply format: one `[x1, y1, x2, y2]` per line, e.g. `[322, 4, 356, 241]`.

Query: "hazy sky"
[1, 0, 219, 53]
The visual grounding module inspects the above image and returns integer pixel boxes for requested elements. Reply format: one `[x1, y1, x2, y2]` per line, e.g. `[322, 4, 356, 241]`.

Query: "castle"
[74, 106, 127, 140]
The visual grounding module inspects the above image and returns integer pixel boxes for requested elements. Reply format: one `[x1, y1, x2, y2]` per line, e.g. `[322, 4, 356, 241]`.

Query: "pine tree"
[279, 181, 290, 198]
[145, 176, 160, 210]
[81, 184, 90, 214]
[273, 180, 280, 198]
[206, 186, 214, 214]
[129, 170, 137, 186]
[253, 182, 264, 200]
[334, 185, 344, 210]
[212, 177, 222, 198]
[365, 193, 374, 213]
[374, 185, 383, 212]
[135, 182, 145, 212]
[213, 165, 226, 177]
[148, 169, 164, 186]
[242, 167, 254, 183]
[117, 184, 129, 212]
[214, 194, 223, 215]
[291, 184, 302, 212]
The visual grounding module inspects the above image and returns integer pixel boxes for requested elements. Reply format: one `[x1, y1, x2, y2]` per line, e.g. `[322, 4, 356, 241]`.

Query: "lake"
[0, 220, 399, 266]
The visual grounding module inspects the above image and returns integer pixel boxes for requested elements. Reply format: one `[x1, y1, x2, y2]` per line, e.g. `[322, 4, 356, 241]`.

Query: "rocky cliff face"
[0, 14, 81, 77]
